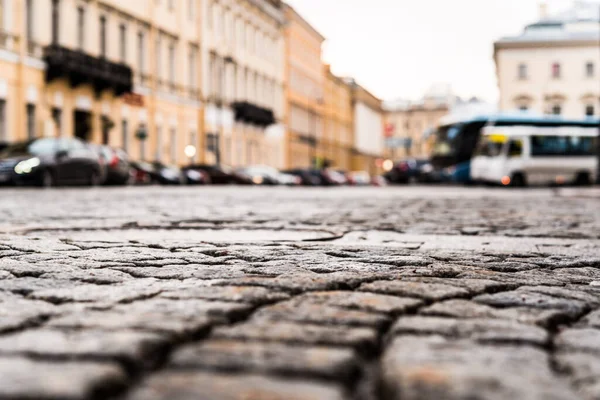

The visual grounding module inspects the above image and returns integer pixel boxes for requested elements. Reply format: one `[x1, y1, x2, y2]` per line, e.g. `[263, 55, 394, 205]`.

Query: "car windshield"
[0, 139, 58, 158]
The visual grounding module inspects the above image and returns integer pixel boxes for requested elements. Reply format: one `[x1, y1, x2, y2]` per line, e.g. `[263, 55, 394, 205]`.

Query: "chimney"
[539, 1, 548, 19]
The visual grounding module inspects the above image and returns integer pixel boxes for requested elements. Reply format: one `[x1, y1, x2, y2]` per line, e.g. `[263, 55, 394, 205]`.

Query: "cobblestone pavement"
[1, 186, 600, 400]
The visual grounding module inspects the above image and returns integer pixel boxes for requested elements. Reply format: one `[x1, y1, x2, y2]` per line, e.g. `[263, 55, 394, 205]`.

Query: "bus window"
[508, 140, 523, 157]
[531, 136, 597, 157]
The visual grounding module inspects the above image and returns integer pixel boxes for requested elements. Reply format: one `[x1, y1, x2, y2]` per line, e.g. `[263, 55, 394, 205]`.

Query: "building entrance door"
[74, 110, 92, 141]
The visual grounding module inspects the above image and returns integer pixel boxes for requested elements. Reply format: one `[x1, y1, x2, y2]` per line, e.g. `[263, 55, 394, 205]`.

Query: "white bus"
[471, 126, 598, 186]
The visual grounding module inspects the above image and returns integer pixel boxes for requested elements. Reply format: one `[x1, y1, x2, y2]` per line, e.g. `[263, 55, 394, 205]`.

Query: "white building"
[494, 1, 600, 118]
[202, 0, 286, 167]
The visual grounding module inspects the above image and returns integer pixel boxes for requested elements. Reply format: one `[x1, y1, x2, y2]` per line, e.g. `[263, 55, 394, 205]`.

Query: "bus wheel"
[574, 172, 592, 186]
[511, 173, 527, 188]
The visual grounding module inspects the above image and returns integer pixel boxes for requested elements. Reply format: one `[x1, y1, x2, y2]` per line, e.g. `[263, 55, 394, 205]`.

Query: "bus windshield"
[432, 124, 463, 156]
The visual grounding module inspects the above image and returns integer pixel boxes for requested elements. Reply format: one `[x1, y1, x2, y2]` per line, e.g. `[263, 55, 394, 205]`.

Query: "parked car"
[282, 169, 325, 186]
[0, 138, 102, 187]
[385, 158, 430, 184]
[184, 164, 253, 185]
[92, 145, 131, 185]
[371, 175, 388, 187]
[184, 168, 211, 185]
[322, 169, 347, 185]
[347, 171, 372, 186]
[237, 165, 300, 186]
[150, 161, 186, 185]
[238, 165, 281, 185]
[129, 161, 154, 185]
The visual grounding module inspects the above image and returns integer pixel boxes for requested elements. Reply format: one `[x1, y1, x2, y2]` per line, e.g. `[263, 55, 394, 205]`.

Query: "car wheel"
[39, 170, 54, 188]
[574, 172, 592, 186]
[511, 173, 527, 188]
[89, 171, 101, 187]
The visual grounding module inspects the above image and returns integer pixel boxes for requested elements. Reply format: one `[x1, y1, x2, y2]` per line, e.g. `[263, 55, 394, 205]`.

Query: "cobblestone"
[0, 186, 599, 399]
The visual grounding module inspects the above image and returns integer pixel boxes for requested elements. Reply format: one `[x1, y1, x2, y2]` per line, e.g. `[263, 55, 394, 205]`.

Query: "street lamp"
[215, 55, 234, 165]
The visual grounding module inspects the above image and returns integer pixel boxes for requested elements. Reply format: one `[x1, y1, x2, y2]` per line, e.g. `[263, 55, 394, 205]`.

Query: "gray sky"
[285, 0, 586, 102]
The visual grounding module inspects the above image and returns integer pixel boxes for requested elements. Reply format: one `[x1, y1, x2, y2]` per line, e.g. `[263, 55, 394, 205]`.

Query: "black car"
[93, 145, 131, 185]
[0, 138, 102, 187]
[184, 164, 253, 185]
[385, 159, 429, 184]
[283, 169, 327, 186]
[149, 161, 187, 185]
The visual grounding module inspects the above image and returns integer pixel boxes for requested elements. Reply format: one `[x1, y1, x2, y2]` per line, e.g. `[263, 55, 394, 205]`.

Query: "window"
[519, 105, 528, 111]
[51, 0, 60, 44]
[518, 63, 527, 80]
[77, 7, 85, 50]
[168, 43, 175, 84]
[552, 63, 561, 79]
[531, 136, 597, 157]
[156, 35, 162, 80]
[119, 24, 127, 62]
[188, 0, 195, 21]
[26, 0, 34, 43]
[52, 108, 62, 136]
[585, 105, 595, 116]
[170, 128, 177, 163]
[551, 105, 561, 115]
[26, 104, 36, 139]
[155, 126, 163, 160]
[122, 119, 128, 153]
[238, 20, 245, 49]
[137, 31, 145, 73]
[508, 140, 523, 157]
[586, 62, 594, 78]
[207, 1, 213, 30]
[99, 16, 107, 58]
[188, 45, 197, 89]
[0, 99, 5, 141]
[168, 0, 174, 11]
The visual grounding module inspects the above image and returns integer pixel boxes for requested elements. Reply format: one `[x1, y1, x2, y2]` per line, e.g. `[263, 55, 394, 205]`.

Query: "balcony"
[232, 101, 276, 128]
[43, 44, 133, 96]
[0, 30, 19, 53]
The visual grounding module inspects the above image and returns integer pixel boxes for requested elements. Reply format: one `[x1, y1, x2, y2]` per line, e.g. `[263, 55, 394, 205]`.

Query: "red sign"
[123, 93, 144, 107]
[384, 123, 395, 137]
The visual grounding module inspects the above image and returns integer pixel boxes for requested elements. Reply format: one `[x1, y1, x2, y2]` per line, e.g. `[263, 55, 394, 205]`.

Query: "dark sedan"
[184, 164, 253, 185]
[385, 158, 429, 184]
[0, 138, 102, 187]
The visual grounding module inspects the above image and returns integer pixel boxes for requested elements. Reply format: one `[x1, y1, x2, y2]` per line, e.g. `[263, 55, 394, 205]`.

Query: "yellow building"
[201, 0, 286, 168]
[1, 0, 202, 165]
[384, 100, 449, 159]
[322, 64, 352, 170]
[283, 3, 325, 169]
[349, 81, 384, 174]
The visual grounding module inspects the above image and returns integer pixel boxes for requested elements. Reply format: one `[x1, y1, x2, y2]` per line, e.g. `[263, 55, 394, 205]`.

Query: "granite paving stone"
[0, 356, 127, 400]
[127, 371, 346, 400]
[0, 186, 599, 399]
[168, 339, 360, 380]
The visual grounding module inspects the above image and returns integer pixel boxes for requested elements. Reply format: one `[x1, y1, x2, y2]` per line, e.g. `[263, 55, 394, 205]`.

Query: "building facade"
[321, 64, 352, 170]
[384, 100, 449, 159]
[0, 0, 205, 165]
[349, 81, 384, 174]
[495, 1, 600, 118]
[283, 3, 325, 169]
[201, 0, 286, 168]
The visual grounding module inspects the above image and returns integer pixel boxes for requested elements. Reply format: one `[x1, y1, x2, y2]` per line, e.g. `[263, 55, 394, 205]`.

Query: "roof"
[439, 112, 600, 127]
[496, 1, 600, 45]
[282, 3, 325, 42]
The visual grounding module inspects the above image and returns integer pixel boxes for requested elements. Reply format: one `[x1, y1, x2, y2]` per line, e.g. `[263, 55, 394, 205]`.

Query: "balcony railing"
[232, 101, 276, 128]
[26, 40, 43, 58]
[0, 30, 19, 52]
[43, 44, 133, 96]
